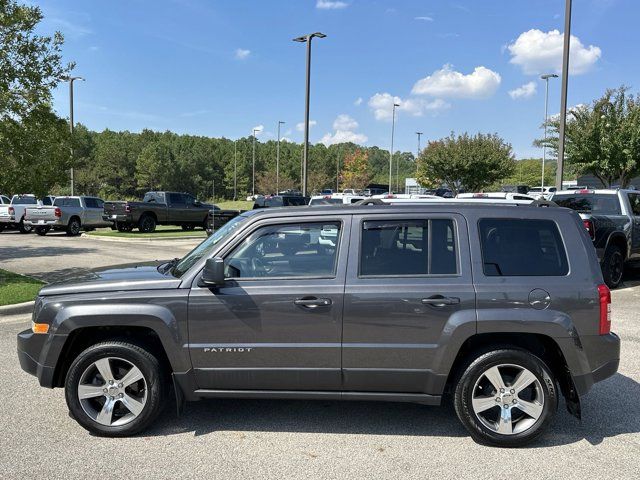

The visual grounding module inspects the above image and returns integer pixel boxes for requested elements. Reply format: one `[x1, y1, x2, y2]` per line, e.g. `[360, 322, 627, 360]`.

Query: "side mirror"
[199, 257, 225, 287]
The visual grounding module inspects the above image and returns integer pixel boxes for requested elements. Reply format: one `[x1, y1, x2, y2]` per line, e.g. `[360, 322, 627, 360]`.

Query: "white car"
[0, 194, 37, 233]
[309, 194, 366, 206]
[457, 192, 537, 201]
[527, 186, 557, 199]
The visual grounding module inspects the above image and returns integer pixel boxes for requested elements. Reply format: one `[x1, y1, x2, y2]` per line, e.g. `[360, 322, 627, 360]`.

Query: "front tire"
[454, 349, 557, 447]
[602, 245, 624, 289]
[65, 341, 167, 437]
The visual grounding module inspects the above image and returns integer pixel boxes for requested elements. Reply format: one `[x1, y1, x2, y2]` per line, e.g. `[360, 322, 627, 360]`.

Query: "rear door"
[342, 212, 475, 393]
[167, 193, 189, 223]
[83, 197, 105, 226]
[188, 214, 350, 391]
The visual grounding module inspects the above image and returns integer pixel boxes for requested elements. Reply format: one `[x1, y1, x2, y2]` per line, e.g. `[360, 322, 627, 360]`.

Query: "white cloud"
[368, 93, 450, 121]
[507, 29, 601, 75]
[415, 16, 434, 21]
[316, 0, 348, 9]
[320, 114, 367, 146]
[235, 48, 251, 60]
[411, 64, 501, 99]
[354, 97, 363, 106]
[251, 125, 264, 135]
[508, 81, 537, 100]
[296, 120, 317, 131]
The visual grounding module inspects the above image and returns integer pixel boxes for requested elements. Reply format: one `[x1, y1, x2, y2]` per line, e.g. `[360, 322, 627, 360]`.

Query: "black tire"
[66, 217, 81, 236]
[18, 218, 33, 234]
[65, 341, 167, 437]
[454, 349, 557, 448]
[35, 226, 50, 236]
[602, 245, 624, 289]
[116, 223, 133, 233]
[138, 214, 156, 233]
[202, 217, 209, 231]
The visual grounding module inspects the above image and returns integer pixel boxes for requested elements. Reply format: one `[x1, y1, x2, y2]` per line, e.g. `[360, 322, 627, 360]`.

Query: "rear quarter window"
[553, 194, 621, 215]
[479, 218, 569, 276]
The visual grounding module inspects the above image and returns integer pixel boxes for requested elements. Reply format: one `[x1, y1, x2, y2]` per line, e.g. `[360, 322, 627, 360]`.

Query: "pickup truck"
[0, 194, 38, 233]
[552, 188, 640, 288]
[24, 196, 113, 236]
[205, 206, 243, 236]
[104, 191, 212, 233]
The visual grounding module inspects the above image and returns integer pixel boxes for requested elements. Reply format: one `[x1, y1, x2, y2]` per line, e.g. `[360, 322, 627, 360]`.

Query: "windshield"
[171, 215, 248, 278]
[553, 194, 621, 215]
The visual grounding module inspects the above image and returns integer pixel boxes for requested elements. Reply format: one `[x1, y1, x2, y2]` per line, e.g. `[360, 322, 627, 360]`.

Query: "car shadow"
[0, 245, 97, 261]
[141, 372, 639, 447]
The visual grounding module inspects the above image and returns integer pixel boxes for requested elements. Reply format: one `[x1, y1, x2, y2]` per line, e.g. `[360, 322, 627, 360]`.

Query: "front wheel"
[602, 245, 624, 289]
[454, 349, 557, 447]
[65, 341, 167, 437]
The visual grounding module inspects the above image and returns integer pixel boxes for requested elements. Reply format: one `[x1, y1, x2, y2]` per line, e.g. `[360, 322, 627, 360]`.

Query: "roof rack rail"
[354, 198, 558, 207]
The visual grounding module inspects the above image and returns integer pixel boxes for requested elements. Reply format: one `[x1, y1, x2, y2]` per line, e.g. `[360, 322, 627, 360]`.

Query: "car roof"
[553, 189, 626, 195]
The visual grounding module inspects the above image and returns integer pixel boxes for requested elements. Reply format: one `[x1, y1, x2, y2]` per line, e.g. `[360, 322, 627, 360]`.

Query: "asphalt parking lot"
[0, 232, 639, 479]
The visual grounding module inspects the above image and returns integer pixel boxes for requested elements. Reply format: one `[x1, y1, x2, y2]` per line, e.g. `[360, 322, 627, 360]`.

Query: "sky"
[33, 0, 640, 159]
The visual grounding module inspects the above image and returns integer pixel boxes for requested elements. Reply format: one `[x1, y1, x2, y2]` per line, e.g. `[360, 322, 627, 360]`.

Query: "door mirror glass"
[199, 257, 226, 286]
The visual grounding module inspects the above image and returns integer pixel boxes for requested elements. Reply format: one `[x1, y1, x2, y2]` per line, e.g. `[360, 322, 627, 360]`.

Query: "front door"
[342, 213, 475, 393]
[188, 216, 350, 391]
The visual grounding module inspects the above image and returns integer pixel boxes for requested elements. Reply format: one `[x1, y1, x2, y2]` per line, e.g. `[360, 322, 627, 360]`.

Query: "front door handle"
[294, 297, 332, 308]
[421, 296, 460, 307]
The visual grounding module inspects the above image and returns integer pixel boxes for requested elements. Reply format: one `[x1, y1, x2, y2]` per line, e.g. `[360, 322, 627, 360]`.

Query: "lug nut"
[500, 388, 505, 393]
[103, 388, 107, 393]
[512, 399, 517, 404]
[118, 383, 123, 388]
[510, 389, 515, 394]
[109, 380, 114, 385]
[118, 393, 123, 398]
[495, 398, 500, 402]
[503, 404, 509, 409]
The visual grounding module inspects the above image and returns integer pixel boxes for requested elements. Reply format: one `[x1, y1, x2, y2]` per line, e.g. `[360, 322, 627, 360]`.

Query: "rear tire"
[66, 218, 81, 236]
[602, 245, 624, 289]
[454, 349, 557, 447]
[35, 226, 50, 236]
[65, 341, 167, 437]
[138, 215, 156, 233]
[18, 218, 32, 234]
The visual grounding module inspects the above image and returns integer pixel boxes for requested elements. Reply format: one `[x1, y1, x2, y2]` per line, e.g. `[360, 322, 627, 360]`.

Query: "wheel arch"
[605, 232, 628, 260]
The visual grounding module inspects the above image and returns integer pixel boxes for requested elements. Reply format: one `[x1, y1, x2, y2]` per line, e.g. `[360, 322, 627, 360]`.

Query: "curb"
[82, 233, 204, 244]
[0, 300, 34, 316]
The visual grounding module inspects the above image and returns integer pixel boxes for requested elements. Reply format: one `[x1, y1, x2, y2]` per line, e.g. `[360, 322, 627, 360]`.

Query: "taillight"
[8, 206, 14, 215]
[583, 219, 595, 239]
[54, 207, 62, 218]
[598, 284, 611, 335]
[125, 205, 131, 213]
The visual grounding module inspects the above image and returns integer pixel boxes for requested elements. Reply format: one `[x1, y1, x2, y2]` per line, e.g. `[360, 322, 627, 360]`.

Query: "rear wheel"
[18, 218, 32, 234]
[65, 341, 167, 437]
[602, 245, 624, 289]
[454, 349, 557, 447]
[66, 218, 81, 236]
[138, 215, 156, 233]
[35, 226, 50, 236]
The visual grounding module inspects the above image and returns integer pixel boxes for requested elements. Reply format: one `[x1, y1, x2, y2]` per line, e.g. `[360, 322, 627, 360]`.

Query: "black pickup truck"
[552, 188, 640, 288]
[104, 191, 212, 233]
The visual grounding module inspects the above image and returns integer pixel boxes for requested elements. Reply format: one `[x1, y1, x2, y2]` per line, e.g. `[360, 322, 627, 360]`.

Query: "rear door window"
[54, 197, 81, 207]
[627, 193, 640, 216]
[553, 194, 621, 215]
[479, 218, 569, 276]
[168, 193, 185, 205]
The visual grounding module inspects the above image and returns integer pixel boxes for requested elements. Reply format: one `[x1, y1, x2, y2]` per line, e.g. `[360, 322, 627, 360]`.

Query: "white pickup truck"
[24, 196, 113, 236]
[0, 194, 38, 233]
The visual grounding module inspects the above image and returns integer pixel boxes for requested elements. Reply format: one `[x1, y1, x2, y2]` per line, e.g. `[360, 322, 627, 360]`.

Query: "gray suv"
[17, 203, 620, 447]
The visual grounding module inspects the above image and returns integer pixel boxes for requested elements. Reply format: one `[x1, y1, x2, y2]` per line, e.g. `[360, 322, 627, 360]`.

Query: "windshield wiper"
[158, 257, 181, 274]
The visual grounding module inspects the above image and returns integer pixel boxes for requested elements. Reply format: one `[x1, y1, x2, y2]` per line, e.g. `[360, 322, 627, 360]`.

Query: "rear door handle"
[294, 297, 332, 308]
[421, 296, 460, 307]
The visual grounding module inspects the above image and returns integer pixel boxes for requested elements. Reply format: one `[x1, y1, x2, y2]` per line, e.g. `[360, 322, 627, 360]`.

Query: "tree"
[416, 132, 515, 195]
[340, 149, 372, 190]
[496, 158, 555, 189]
[135, 143, 176, 191]
[256, 171, 296, 195]
[536, 86, 640, 187]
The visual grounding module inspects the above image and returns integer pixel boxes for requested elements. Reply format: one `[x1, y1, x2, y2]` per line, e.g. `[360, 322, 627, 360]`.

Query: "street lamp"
[389, 102, 400, 194]
[293, 32, 326, 197]
[62, 76, 85, 195]
[252, 129, 260, 197]
[556, 0, 572, 190]
[540, 73, 558, 190]
[233, 140, 238, 201]
[276, 121, 285, 193]
[415, 131, 423, 184]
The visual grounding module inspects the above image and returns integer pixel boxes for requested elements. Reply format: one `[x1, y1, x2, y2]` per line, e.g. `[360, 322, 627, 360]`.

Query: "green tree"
[536, 86, 640, 187]
[417, 132, 515, 195]
[135, 142, 176, 191]
[340, 149, 372, 190]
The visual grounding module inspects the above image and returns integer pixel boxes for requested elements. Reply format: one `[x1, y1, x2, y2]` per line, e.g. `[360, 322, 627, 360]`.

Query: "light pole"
[63, 76, 84, 195]
[293, 32, 326, 197]
[336, 148, 340, 192]
[415, 131, 423, 188]
[540, 73, 558, 190]
[233, 140, 238, 201]
[389, 102, 400, 194]
[252, 128, 259, 196]
[276, 120, 285, 193]
[556, 0, 572, 190]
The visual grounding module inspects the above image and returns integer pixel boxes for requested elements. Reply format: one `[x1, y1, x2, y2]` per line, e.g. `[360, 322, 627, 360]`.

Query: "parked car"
[18, 202, 619, 446]
[457, 192, 537, 202]
[41, 195, 56, 206]
[551, 188, 640, 288]
[252, 194, 310, 209]
[104, 191, 212, 233]
[0, 194, 37, 233]
[320, 189, 334, 195]
[309, 194, 365, 206]
[24, 196, 113, 236]
[0, 194, 10, 232]
[205, 205, 243, 236]
[527, 186, 557, 199]
[502, 184, 530, 195]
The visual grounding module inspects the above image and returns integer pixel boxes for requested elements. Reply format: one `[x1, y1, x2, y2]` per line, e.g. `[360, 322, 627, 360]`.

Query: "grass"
[86, 224, 207, 239]
[0, 269, 44, 306]
[215, 200, 253, 210]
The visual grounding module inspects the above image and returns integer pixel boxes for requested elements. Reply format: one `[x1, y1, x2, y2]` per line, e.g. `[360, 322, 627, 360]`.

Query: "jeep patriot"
[17, 202, 620, 447]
